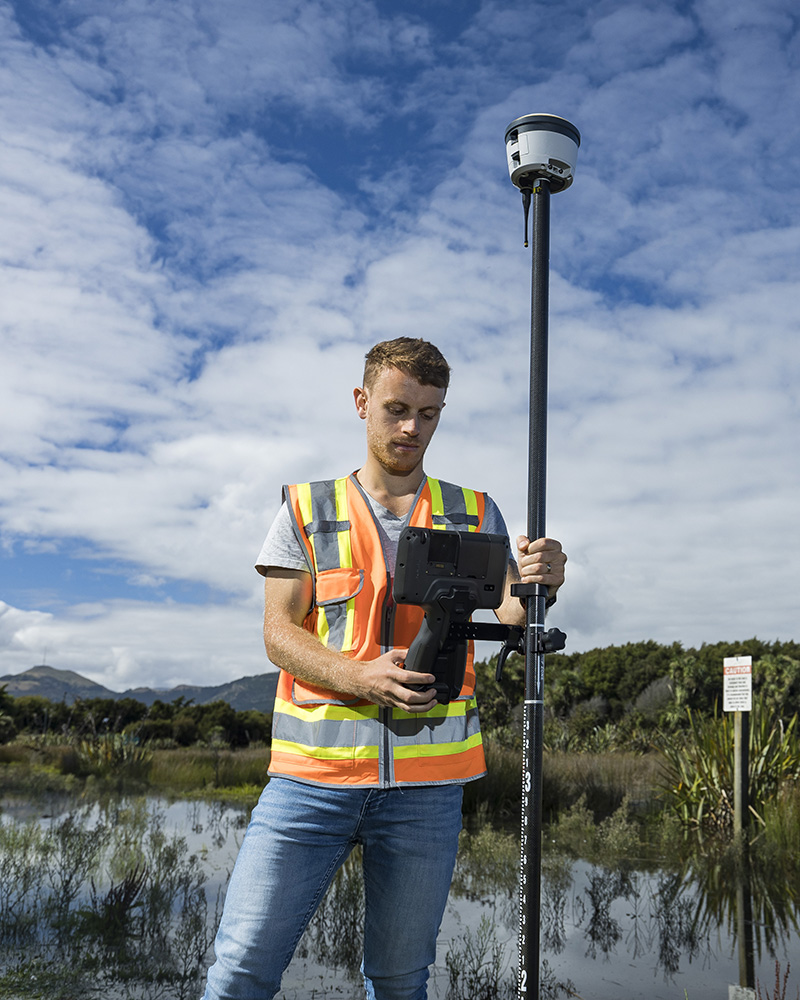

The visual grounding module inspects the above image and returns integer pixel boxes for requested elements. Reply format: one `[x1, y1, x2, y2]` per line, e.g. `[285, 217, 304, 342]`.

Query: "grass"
[0, 742, 271, 804]
[2, 734, 797, 851]
[758, 961, 800, 1000]
[542, 749, 663, 820]
[463, 740, 664, 824]
[149, 747, 270, 799]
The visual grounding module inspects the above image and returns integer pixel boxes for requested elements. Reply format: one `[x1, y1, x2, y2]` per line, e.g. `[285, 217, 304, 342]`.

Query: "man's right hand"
[263, 570, 438, 712]
[358, 649, 438, 713]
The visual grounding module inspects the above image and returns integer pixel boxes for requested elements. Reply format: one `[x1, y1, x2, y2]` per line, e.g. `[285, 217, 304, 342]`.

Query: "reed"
[542, 749, 662, 820]
[148, 747, 270, 794]
[445, 741, 663, 824]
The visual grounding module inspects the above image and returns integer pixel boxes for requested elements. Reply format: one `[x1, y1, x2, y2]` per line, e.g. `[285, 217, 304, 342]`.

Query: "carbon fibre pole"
[518, 174, 550, 999]
[503, 114, 580, 999]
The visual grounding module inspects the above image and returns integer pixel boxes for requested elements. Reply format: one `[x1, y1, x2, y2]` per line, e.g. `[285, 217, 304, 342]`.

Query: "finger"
[400, 670, 436, 686]
[404, 700, 439, 714]
[400, 691, 439, 713]
[519, 554, 566, 584]
[523, 536, 563, 554]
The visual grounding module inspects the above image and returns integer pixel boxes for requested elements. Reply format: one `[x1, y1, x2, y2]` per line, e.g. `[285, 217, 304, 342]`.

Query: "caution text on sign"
[723, 655, 752, 712]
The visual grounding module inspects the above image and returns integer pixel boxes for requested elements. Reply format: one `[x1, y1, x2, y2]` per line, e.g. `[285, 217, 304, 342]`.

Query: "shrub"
[656, 704, 800, 831]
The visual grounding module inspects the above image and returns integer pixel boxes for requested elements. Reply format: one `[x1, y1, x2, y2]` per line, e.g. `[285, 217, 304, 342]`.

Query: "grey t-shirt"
[255, 481, 511, 577]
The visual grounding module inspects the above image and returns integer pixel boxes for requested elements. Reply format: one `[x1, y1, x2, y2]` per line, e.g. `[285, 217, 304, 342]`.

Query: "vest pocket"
[315, 567, 364, 604]
[290, 678, 363, 707]
[313, 567, 364, 654]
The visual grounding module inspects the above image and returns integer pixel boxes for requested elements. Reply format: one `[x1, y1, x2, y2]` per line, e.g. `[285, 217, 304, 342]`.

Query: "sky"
[1, 0, 798, 693]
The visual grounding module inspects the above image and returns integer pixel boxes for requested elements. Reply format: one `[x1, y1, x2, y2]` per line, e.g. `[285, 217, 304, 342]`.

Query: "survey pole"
[504, 114, 580, 998]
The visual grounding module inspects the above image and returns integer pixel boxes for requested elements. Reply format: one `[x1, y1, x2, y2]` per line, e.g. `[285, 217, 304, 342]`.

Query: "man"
[203, 337, 566, 1000]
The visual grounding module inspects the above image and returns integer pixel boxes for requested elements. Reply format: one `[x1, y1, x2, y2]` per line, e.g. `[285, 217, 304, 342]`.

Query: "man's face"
[354, 367, 446, 476]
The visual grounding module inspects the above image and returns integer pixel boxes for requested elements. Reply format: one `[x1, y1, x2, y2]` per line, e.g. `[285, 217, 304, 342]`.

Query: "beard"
[367, 431, 426, 477]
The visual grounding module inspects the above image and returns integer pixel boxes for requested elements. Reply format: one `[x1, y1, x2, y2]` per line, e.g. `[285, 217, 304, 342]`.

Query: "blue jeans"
[203, 777, 464, 1000]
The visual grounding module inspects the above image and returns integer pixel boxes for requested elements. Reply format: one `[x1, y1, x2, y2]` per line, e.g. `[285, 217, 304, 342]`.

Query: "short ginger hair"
[363, 338, 451, 391]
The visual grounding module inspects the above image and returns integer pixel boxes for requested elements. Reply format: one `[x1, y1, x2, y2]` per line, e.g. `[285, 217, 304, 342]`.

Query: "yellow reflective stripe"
[274, 697, 379, 721]
[333, 477, 356, 650]
[271, 738, 379, 761]
[463, 489, 479, 531]
[393, 731, 484, 760]
[392, 696, 476, 721]
[297, 482, 328, 643]
[296, 483, 314, 555]
[334, 477, 352, 568]
[316, 611, 329, 646]
[428, 478, 445, 529]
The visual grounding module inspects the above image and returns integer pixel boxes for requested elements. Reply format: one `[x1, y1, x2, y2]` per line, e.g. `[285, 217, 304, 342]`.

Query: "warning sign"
[723, 656, 752, 712]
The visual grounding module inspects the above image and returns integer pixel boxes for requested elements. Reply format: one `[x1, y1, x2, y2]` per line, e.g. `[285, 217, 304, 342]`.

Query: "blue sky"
[1, 0, 798, 692]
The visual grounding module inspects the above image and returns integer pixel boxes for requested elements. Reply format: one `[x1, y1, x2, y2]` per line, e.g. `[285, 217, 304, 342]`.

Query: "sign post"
[724, 655, 752, 839]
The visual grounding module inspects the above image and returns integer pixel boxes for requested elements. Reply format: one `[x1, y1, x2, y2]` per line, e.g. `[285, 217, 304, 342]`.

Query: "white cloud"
[0, 595, 267, 691]
[1, 0, 799, 690]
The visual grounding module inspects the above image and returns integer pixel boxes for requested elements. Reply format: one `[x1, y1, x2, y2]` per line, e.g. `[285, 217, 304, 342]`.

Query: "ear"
[353, 386, 368, 419]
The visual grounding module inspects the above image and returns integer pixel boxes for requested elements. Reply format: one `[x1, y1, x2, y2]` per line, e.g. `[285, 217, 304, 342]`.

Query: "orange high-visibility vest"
[268, 474, 489, 787]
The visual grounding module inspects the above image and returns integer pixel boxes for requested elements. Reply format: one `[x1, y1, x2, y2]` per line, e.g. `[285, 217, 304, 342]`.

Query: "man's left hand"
[516, 536, 567, 597]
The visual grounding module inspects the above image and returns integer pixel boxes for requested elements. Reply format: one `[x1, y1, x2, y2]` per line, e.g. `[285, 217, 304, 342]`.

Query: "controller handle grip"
[404, 607, 447, 676]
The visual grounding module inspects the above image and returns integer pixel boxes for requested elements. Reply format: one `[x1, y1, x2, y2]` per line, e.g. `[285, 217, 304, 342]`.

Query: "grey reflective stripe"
[432, 513, 480, 527]
[307, 481, 344, 571]
[296, 479, 355, 651]
[387, 705, 480, 743]
[436, 481, 481, 529]
[273, 704, 479, 758]
[273, 711, 383, 748]
[322, 601, 348, 650]
[306, 519, 351, 535]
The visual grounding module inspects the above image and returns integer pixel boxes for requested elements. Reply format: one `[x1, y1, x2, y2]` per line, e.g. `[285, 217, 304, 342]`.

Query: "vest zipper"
[381, 574, 395, 787]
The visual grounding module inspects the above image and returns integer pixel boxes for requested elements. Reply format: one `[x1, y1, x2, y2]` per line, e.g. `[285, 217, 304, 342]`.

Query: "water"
[2, 793, 799, 999]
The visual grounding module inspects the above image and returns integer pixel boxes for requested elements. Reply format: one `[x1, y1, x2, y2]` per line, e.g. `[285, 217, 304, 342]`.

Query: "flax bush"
[657, 703, 800, 831]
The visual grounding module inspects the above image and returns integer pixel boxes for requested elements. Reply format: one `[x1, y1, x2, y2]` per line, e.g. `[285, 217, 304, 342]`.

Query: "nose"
[401, 415, 420, 436]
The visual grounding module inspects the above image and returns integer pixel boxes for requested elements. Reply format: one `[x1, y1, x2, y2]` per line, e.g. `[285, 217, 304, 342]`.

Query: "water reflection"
[450, 829, 800, 1000]
[2, 794, 799, 1000]
[0, 794, 243, 999]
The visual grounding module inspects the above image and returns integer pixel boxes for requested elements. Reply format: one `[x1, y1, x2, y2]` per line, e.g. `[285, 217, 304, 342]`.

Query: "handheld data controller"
[393, 528, 524, 703]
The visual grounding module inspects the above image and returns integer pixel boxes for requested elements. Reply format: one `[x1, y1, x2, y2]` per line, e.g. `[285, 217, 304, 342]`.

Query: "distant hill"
[0, 665, 280, 714]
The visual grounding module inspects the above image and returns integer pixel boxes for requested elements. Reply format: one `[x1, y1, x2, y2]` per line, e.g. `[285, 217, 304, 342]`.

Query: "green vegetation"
[657, 704, 800, 831]
[0, 685, 271, 750]
[2, 637, 800, 835]
[472, 636, 800, 837]
[474, 636, 800, 753]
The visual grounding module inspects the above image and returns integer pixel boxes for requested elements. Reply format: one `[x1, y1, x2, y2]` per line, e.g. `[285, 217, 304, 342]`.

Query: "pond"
[1, 792, 798, 999]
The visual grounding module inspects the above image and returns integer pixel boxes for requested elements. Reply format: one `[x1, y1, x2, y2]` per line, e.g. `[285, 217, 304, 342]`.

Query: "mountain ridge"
[0, 664, 279, 714]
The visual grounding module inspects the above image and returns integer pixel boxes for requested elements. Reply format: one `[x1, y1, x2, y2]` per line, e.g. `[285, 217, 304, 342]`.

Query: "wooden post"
[733, 709, 750, 840]
[724, 655, 752, 841]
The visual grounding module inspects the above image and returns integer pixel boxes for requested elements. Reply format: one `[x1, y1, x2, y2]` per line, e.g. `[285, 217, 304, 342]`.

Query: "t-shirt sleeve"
[255, 503, 311, 576]
[481, 494, 510, 541]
